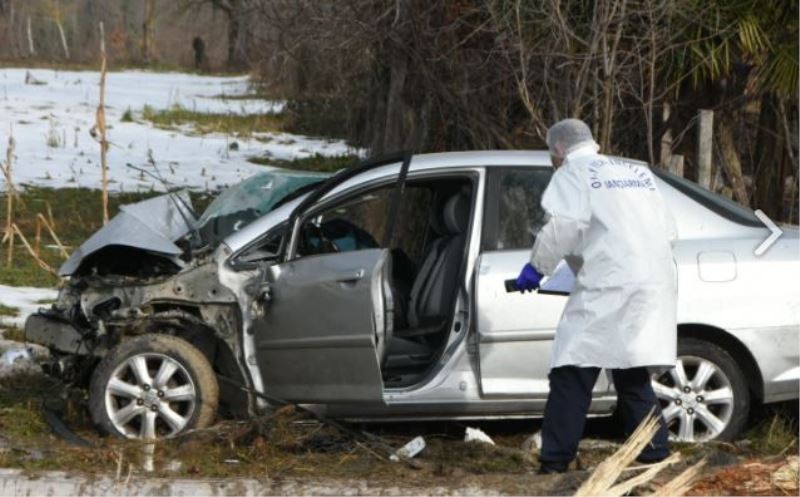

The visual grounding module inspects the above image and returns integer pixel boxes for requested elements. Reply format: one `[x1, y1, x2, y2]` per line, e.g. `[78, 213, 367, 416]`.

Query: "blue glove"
[516, 263, 543, 292]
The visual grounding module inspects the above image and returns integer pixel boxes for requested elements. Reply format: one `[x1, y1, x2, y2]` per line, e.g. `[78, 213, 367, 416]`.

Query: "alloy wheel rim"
[104, 353, 197, 440]
[652, 355, 734, 442]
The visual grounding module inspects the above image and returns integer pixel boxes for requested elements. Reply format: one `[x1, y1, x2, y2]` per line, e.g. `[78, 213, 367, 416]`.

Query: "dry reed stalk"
[36, 213, 68, 258]
[2, 133, 15, 266]
[12, 223, 55, 274]
[605, 452, 680, 496]
[575, 413, 661, 496]
[649, 459, 707, 496]
[46, 202, 55, 230]
[34, 217, 41, 256]
[576, 412, 707, 497]
[96, 21, 109, 224]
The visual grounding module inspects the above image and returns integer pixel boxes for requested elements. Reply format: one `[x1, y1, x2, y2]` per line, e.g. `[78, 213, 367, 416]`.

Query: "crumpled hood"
[59, 191, 196, 276]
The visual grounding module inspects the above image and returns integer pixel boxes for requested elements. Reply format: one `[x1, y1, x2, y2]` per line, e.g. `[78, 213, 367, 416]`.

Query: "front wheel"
[89, 334, 219, 440]
[652, 337, 750, 442]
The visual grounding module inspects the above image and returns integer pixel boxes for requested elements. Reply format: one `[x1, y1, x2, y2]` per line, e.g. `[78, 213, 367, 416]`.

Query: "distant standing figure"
[193, 36, 207, 71]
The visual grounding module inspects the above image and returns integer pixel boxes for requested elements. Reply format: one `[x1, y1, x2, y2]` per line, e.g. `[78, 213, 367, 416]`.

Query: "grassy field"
[141, 105, 285, 137]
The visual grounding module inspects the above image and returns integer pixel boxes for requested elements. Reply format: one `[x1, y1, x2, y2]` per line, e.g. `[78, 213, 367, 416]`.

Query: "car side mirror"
[245, 278, 272, 303]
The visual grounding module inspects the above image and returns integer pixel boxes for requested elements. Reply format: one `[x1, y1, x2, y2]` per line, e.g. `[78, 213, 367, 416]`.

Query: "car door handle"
[336, 269, 365, 284]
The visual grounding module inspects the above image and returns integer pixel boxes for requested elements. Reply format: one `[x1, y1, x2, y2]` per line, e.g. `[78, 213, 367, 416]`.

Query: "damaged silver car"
[26, 152, 800, 443]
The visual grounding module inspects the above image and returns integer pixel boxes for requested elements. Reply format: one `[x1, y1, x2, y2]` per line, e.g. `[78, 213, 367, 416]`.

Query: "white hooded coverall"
[531, 143, 678, 370]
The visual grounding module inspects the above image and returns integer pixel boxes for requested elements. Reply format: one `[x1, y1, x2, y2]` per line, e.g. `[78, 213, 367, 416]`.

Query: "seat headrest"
[443, 193, 470, 235]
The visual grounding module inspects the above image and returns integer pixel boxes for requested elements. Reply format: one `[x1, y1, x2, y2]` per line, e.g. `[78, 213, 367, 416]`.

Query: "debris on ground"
[41, 405, 94, 448]
[578, 438, 621, 451]
[0, 346, 40, 377]
[690, 455, 799, 495]
[465, 427, 495, 445]
[773, 456, 800, 492]
[142, 443, 155, 472]
[390, 436, 426, 462]
[521, 431, 542, 454]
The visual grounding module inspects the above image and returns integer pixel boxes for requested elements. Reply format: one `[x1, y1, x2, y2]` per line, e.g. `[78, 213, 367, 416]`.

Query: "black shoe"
[635, 452, 670, 465]
[537, 463, 568, 474]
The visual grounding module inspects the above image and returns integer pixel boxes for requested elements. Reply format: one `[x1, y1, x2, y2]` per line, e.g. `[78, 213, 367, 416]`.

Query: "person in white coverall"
[515, 118, 678, 474]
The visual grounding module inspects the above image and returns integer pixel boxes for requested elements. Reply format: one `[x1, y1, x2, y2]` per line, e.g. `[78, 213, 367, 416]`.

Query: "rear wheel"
[652, 337, 750, 442]
[89, 334, 218, 440]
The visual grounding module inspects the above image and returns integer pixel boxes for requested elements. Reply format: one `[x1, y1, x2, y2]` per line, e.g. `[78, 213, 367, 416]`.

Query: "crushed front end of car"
[24, 170, 328, 428]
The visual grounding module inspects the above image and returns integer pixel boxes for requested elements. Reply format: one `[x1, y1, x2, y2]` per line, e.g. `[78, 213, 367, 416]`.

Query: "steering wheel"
[299, 222, 339, 256]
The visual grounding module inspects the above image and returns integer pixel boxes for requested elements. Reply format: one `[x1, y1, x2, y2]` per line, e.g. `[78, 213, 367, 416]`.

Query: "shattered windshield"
[195, 170, 329, 243]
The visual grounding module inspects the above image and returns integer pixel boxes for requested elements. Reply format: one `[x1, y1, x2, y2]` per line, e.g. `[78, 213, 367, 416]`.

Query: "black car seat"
[404, 191, 470, 334]
[382, 191, 471, 372]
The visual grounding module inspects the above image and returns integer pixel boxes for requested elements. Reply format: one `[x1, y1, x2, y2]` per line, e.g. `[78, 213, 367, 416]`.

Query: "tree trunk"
[381, 50, 409, 154]
[55, 19, 69, 59]
[696, 110, 714, 189]
[716, 121, 750, 207]
[226, 11, 247, 69]
[142, 0, 155, 63]
[659, 103, 673, 168]
[7, 2, 19, 59]
[26, 15, 34, 56]
[753, 94, 785, 219]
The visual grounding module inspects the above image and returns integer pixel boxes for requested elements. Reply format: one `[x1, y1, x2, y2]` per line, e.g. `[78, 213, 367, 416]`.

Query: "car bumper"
[730, 325, 799, 403]
[24, 312, 85, 354]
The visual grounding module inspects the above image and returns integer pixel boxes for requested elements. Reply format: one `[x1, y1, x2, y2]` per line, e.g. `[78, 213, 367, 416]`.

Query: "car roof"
[406, 150, 552, 169]
[397, 150, 648, 171]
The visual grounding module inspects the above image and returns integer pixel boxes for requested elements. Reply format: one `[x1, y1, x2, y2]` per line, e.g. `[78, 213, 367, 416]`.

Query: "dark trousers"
[540, 366, 670, 472]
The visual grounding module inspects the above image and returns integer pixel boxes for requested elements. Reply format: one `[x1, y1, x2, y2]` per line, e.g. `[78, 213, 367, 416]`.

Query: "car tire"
[89, 334, 218, 439]
[652, 337, 750, 442]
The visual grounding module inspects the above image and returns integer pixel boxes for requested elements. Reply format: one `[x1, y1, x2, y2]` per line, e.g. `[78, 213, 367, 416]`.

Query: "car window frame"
[228, 222, 288, 271]
[281, 153, 412, 262]
[287, 169, 481, 262]
[293, 183, 397, 259]
[481, 165, 554, 252]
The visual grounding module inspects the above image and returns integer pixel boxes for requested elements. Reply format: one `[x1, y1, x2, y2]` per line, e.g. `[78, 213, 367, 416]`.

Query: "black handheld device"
[504, 279, 519, 293]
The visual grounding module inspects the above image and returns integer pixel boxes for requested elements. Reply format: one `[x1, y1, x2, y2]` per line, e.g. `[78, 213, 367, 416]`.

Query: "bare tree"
[249, 0, 796, 223]
[142, 0, 156, 63]
[45, 0, 70, 58]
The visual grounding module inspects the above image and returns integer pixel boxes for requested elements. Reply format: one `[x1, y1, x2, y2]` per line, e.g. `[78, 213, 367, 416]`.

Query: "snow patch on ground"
[0, 284, 58, 328]
[0, 68, 359, 193]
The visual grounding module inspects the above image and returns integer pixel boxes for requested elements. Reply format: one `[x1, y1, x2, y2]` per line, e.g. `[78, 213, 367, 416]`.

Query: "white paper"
[540, 260, 576, 294]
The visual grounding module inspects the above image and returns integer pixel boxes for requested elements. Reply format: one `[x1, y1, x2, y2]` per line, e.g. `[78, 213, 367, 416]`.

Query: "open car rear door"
[254, 248, 392, 403]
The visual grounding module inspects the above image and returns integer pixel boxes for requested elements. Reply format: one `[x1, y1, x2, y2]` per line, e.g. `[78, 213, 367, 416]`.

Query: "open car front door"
[254, 248, 392, 403]
[252, 154, 410, 403]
